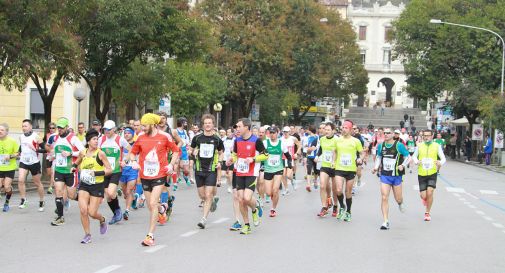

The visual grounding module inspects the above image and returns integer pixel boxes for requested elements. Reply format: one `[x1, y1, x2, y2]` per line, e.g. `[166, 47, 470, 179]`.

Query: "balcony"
[364, 63, 404, 73]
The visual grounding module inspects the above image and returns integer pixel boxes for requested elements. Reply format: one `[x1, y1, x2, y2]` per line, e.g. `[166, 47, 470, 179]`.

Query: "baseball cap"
[92, 119, 101, 126]
[394, 129, 401, 134]
[282, 126, 290, 132]
[56, 117, 69, 128]
[268, 126, 279, 133]
[103, 120, 116, 130]
[374, 129, 378, 132]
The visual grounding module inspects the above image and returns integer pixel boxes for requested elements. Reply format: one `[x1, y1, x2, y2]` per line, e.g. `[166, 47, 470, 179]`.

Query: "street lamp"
[430, 19, 504, 96]
[280, 110, 287, 127]
[73, 88, 86, 125]
[213, 103, 222, 129]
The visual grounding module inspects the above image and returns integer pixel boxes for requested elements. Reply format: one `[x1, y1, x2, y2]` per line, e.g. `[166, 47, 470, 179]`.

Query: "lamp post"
[73, 88, 86, 125]
[213, 103, 222, 129]
[280, 110, 287, 127]
[431, 19, 505, 165]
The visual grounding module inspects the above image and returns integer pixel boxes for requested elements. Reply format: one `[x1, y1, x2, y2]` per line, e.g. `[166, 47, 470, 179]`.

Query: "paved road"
[2, 160, 505, 273]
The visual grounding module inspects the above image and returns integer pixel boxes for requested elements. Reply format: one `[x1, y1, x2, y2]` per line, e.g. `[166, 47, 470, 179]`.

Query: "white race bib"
[144, 161, 160, 177]
[236, 158, 250, 174]
[22, 154, 36, 164]
[383, 158, 396, 171]
[267, 154, 281, 167]
[80, 169, 96, 185]
[316, 160, 322, 170]
[0, 155, 9, 166]
[339, 154, 352, 167]
[322, 151, 334, 163]
[55, 154, 68, 167]
[107, 157, 116, 170]
[422, 158, 434, 170]
[199, 143, 214, 158]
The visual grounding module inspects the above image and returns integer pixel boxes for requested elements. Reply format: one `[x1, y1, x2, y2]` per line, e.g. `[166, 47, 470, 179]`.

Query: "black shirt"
[191, 133, 224, 172]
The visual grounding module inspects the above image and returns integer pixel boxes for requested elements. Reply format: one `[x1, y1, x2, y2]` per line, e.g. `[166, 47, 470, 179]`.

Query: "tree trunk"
[293, 108, 309, 124]
[91, 85, 112, 124]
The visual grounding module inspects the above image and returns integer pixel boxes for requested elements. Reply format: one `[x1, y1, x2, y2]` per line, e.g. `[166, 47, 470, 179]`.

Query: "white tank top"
[20, 132, 40, 165]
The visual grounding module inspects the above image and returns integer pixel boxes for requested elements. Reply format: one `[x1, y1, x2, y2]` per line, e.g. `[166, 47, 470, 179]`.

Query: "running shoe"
[240, 225, 251, 235]
[18, 199, 27, 209]
[317, 207, 328, 217]
[306, 185, 311, 192]
[424, 212, 431, 221]
[173, 183, 178, 192]
[141, 235, 155, 246]
[256, 199, 263, 218]
[131, 193, 139, 209]
[139, 195, 146, 208]
[38, 201, 45, 212]
[51, 216, 65, 226]
[352, 187, 356, 195]
[336, 208, 346, 220]
[158, 213, 167, 225]
[230, 221, 242, 231]
[343, 212, 352, 222]
[46, 186, 54, 194]
[100, 219, 108, 234]
[108, 209, 122, 225]
[184, 177, 191, 186]
[117, 188, 123, 197]
[81, 234, 92, 244]
[227, 187, 232, 193]
[3, 203, 9, 212]
[252, 209, 260, 227]
[285, 189, 290, 196]
[123, 210, 129, 220]
[380, 221, 390, 230]
[210, 196, 219, 212]
[398, 202, 406, 213]
[331, 206, 338, 217]
[197, 217, 206, 229]
[269, 209, 277, 217]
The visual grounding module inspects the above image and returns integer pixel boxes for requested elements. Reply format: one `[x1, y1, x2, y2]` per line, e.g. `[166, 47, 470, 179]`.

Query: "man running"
[45, 122, 57, 194]
[0, 123, 20, 212]
[98, 120, 131, 225]
[335, 120, 364, 222]
[51, 117, 85, 225]
[119, 127, 139, 220]
[172, 117, 191, 190]
[256, 126, 267, 205]
[412, 129, 446, 221]
[281, 126, 300, 195]
[226, 118, 267, 235]
[315, 123, 338, 217]
[372, 128, 410, 230]
[190, 114, 224, 228]
[17, 119, 46, 211]
[305, 126, 319, 192]
[129, 113, 179, 246]
[222, 128, 235, 193]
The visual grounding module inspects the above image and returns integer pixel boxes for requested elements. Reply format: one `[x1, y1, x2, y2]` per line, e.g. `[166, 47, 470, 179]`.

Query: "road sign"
[159, 96, 171, 116]
[495, 129, 503, 149]
[472, 124, 483, 141]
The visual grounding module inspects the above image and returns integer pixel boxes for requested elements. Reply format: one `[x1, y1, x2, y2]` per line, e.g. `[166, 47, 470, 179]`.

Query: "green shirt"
[434, 138, 446, 147]
[263, 139, 284, 173]
[0, 136, 19, 171]
[319, 136, 338, 168]
[335, 136, 363, 172]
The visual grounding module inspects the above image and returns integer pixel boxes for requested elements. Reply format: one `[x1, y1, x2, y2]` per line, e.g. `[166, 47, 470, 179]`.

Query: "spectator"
[367, 122, 374, 131]
[484, 132, 493, 165]
[449, 133, 457, 159]
[399, 120, 405, 129]
[464, 133, 472, 162]
[403, 113, 409, 122]
[380, 103, 385, 116]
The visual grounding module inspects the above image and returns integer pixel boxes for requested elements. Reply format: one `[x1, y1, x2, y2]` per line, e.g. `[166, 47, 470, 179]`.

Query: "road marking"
[480, 190, 498, 195]
[466, 192, 479, 200]
[413, 185, 419, 191]
[483, 216, 494, 221]
[180, 230, 199, 237]
[458, 198, 466, 201]
[446, 187, 466, 193]
[212, 217, 230, 224]
[468, 205, 476, 209]
[463, 201, 471, 205]
[453, 193, 461, 197]
[475, 210, 485, 215]
[94, 265, 122, 273]
[492, 223, 504, 229]
[144, 245, 167, 253]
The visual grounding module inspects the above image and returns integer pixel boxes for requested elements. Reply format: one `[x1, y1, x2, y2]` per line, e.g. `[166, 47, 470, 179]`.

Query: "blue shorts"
[380, 175, 403, 186]
[120, 170, 139, 183]
[180, 148, 189, 161]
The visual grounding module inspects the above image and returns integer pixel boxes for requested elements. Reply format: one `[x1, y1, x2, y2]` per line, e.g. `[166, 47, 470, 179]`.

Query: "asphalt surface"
[1, 159, 505, 273]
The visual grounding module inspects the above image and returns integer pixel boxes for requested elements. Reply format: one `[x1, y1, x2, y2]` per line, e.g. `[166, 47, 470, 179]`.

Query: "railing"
[364, 63, 404, 72]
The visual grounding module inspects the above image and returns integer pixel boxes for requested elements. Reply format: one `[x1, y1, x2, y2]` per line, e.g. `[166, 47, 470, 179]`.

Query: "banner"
[495, 129, 504, 149]
[158, 96, 171, 116]
[472, 124, 483, 141]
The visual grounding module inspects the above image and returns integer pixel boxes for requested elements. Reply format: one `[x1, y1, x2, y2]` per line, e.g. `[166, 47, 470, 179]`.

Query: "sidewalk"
[453, 157, 505, 175]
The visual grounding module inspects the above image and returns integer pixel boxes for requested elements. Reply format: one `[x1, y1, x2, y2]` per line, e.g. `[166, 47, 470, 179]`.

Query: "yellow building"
[0, 79, 91, 138]
[319, 0, 352, 19]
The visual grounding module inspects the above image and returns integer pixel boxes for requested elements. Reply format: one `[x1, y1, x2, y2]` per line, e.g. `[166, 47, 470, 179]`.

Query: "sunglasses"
[423, 134, 432, 137]
[384, 132, 392, 134]
[49, 127, 56, 129]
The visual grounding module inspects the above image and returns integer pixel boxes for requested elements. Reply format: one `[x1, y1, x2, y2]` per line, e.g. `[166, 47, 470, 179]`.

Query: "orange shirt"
[130, 131, 179, 180]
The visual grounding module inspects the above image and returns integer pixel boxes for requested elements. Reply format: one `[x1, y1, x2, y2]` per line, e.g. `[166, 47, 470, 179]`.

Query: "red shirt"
[130, 131, 179, 180]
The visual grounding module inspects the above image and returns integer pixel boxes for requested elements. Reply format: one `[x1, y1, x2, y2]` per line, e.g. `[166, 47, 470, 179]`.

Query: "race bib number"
[316, 160, 322, 170]
[80, 169, 96, 185]
[339, 154, 352, 167]
[236, 158, 250, 174]
[422, 158, 434, 170]
[267, 154, 281, 167]
[322, 151, 334, 163]
[107, 157, 116, 170]
[22, 155, 36, 163]
[199, 143, 214, 158]
[383, 158, 396, 171]
[0, 155, 9, 166]
[144, 161, 160, 177]
[55, 154, 68, 167]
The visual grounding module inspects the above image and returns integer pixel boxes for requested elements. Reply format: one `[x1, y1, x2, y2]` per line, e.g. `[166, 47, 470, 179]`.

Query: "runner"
[17, 119, 46, 211]
[45, 122, 57, 194]
[98, 120, 131, 225]
[262, 126, 291, 217]
[352, 125, 365, 194]
[406, 134, 416, 173]
[226, 118, 267, 235]
[281, 126, 300, 195]
[335, 120, 364, 222]
[51, 117, 85, 226]
[190, 114, 224, 228]
[412, 129, 446, 221]
[372, 128, 410, 230]
[256, 126, 267, 205]
[305, 126, 319, 192]
[314, 122, 338, 217]
[76, 122, 86, 146]
[74, 129, 112, 243]
[0, 123, 19, 212]
[129, 113, 179, 246]
[91, 120, 103, 137]
[119, 127, 139, 220]
[172, 117, 191, 191]
[222, 128, 235, 193]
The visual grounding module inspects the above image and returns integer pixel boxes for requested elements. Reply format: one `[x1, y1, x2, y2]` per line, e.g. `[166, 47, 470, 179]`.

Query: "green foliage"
[478, 94, 505, 132]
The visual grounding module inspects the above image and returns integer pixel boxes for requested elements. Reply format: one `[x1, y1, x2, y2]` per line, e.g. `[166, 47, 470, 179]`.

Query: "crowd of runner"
[0, 114, 445, 245]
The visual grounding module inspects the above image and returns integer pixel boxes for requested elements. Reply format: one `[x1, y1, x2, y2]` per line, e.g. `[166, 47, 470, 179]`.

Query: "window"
[360, 50, 366, 64]
[359, 26, 367, 40]
[30, 88, 45, 129]
[397, 91, 402, 97]
[371, 90, 376, 96]
[384, 26, 393, 42]
[383, 49, 391, 65]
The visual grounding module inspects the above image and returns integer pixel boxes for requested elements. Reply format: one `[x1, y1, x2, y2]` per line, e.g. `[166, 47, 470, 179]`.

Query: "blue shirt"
[307, 135, 319, 159]
[377, 141, 410, 158]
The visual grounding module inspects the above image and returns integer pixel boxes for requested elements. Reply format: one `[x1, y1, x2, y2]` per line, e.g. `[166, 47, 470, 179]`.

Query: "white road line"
[144, 245, 167, 253]
[492, 223, 504, 229]
[459, 198, 466, 201]
[94, 265, 122, 273]
[453, 193, 461, 197]
[463, 201, 471, 205]
[212, 217, 230, 224]
[413, 185, 419, 191]
[465, 192, 479, 200]
[475, 210, 485, 215]
[468, 205, 476, 209]
[446, 187, 466, 193]
[480, 190, 499, 195]
[180, 230, 199, 237]
[483, 216, 494, 221]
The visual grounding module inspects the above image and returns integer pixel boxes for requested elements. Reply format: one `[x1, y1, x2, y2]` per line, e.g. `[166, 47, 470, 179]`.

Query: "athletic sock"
[346, 197, 352, 213]
[112, 196, 120, 211]
[55, 197, 64, 217]
[6, 191, 12, 203]
[160, 191, 169, 204]
[337, 194, 345, 208]
[135, 184, 143, 195]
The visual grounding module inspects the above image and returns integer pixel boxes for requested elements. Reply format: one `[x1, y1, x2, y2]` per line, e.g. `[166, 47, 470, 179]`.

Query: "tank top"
[79, 149, 105, 184]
